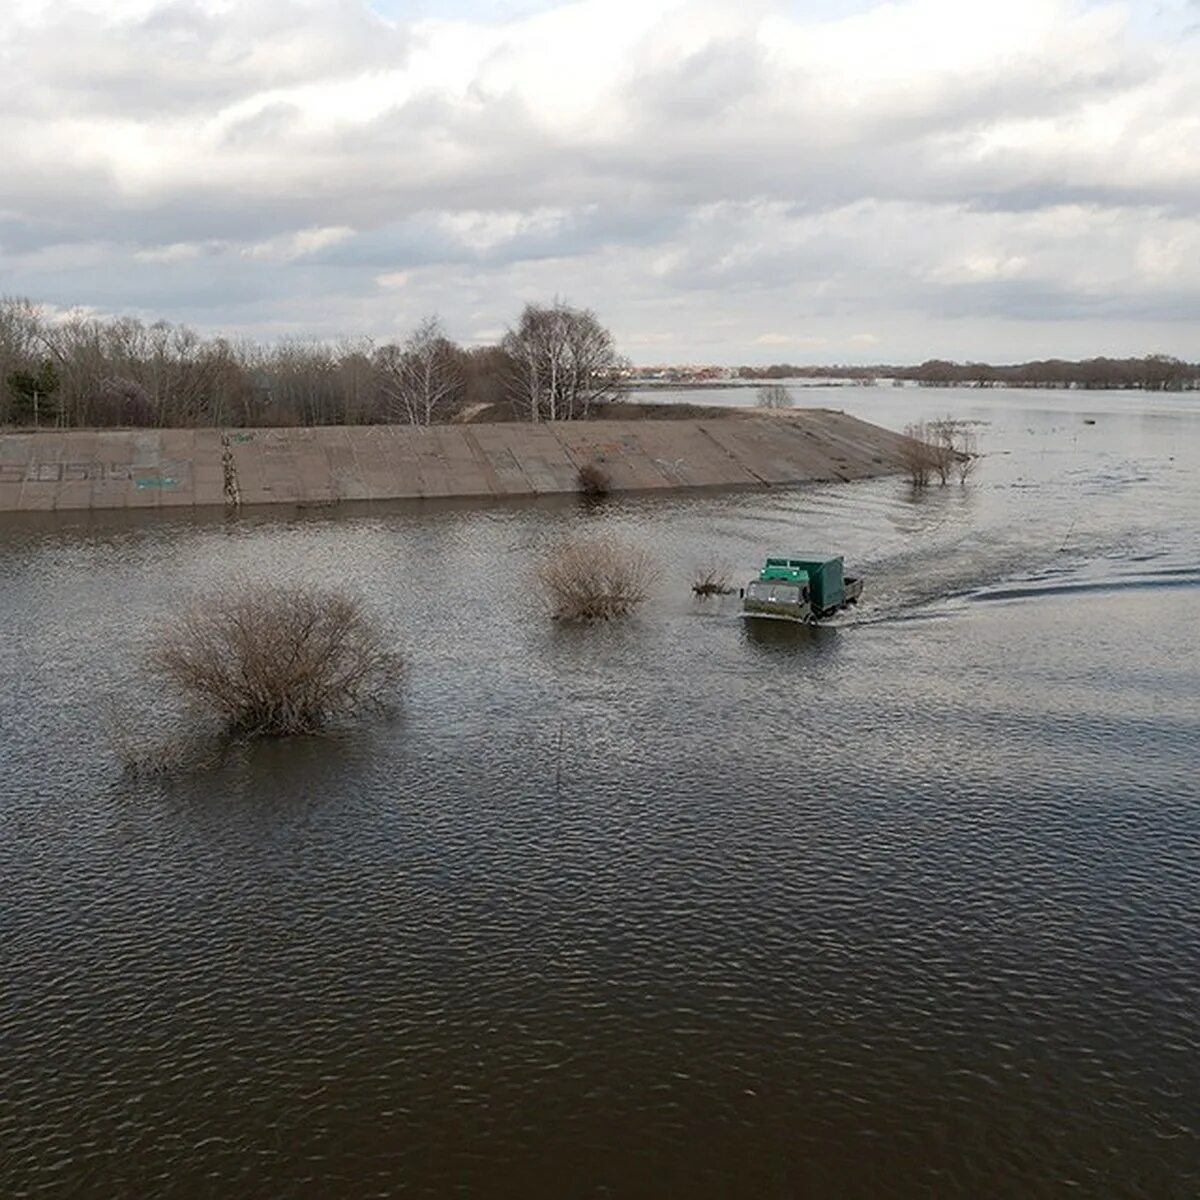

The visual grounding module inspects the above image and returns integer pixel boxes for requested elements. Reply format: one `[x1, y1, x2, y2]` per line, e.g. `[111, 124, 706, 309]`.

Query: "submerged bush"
[107, 708, 227, 777]
[900, 422, 937, 487]
[756, 383, 794, 409]
[930, 416, 979, 484]
[902, 418, 978, 488]
[150, 583, 401, 736]
[691, 559, 734, 597]
[539, 537, 657, 620]
[577, 460, 611, 496]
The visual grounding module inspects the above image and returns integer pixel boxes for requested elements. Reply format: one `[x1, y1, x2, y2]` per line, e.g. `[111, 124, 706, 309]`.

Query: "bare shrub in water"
[106, 702, 226, 777]
[150, 584, 402, 736]
[927, 418, 959, 485]
[957, 443, 978, 484]
[540, 537, 657, 620]
[691, 558, 734, 597]
[577, 460, 611, 496]
[946, 420, 979, 484]
[756, 383, 794, 410]
[902, 418, 978, 487]
[901, 422, 937, 487]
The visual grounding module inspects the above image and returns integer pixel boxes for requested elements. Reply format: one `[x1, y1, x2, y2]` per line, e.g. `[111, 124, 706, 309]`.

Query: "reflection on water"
[1, 388, 1198, 1198]
[739, 614, 843, 656]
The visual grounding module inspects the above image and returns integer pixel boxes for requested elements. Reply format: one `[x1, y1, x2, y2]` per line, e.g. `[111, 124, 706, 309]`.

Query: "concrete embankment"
[0, 411, 911, 513]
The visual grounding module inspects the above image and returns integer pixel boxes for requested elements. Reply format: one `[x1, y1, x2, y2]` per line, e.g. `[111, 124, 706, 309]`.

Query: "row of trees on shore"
[6, 293, 1196, 430]
[739, 355, 1200, 390]
[0, 298, 626, 429]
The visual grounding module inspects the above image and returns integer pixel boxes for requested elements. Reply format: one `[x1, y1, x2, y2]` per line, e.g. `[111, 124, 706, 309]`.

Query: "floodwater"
[1, 387, 1197, 1198]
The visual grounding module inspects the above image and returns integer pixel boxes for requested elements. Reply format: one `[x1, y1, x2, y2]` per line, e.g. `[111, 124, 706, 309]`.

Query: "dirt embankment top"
[455, 398, 766, 423]
[0, 410, 911, 513]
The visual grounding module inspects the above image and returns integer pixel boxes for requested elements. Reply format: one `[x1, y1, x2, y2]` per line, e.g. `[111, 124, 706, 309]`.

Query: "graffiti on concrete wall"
[0, 462, 189, 486]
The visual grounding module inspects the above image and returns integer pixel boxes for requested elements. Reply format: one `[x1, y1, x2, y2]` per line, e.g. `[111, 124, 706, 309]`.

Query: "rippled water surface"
[2, 387, 1198, 1197]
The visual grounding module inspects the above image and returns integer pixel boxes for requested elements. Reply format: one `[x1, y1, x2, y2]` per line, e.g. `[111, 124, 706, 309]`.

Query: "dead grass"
[691, 559, 734, 597]
[149, 583, 402, 737]
[539, 537, 657, 620]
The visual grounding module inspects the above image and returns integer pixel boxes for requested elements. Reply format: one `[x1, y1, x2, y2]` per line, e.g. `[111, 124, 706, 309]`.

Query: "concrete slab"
[409, 426, 454, 497]
[0, 434, 32, 467]
[192, 429, 226, 508]
[88, 431, 132, 510]
[465, 426, 535, 496]
[434, 427, 496, 498]
[513, 423, 581, 493]
[370, 427, 422, 499]
[18, 433, 66, 511]
[316, 427, 368, 502]
[0, 411, 908, 513]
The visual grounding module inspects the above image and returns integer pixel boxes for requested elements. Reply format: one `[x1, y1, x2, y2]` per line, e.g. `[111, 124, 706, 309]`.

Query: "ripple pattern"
[2, 389, 1198, 1197]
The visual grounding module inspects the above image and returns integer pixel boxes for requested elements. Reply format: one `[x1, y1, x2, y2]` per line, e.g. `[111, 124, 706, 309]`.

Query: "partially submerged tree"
[756, 383, 794, 410]
[929, 417, 979, 484]
[502, 301, 624, 421]
[902, 418, 978, 488]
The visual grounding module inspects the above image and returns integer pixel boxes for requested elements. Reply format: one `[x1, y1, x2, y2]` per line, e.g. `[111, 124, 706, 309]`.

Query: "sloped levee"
[0, 411, 912, 513]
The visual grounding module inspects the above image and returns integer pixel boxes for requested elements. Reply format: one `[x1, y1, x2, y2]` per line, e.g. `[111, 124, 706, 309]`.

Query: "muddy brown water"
[1, 387, 1197, 1197]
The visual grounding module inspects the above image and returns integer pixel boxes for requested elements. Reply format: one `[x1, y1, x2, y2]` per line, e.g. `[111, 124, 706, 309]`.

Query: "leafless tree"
[903, 418, 979, 488]
[374, 315, 464, 426]
[901, 422, 936, 487]
[0, 297, 611, 429]
[88, 377, 154, 426]
[928, 417, 979, 484]
[756, 383, 794, 409]
[502, 300, 623, 422]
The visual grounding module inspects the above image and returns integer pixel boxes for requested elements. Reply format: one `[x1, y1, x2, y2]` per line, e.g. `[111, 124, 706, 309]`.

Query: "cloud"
[0, 0, 1198, 360]
[2, 0, 408, 119]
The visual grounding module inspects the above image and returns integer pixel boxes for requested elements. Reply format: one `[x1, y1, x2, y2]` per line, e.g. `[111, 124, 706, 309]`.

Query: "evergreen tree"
[6, 359, 59, 426]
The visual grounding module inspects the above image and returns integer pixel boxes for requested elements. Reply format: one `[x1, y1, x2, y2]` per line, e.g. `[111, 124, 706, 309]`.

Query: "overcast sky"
[2, 0, 1198, 363]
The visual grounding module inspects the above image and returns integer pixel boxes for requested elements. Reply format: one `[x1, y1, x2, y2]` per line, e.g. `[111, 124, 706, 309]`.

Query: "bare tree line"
[738, 355, 1200, 390]
[0, 298, 624, 429]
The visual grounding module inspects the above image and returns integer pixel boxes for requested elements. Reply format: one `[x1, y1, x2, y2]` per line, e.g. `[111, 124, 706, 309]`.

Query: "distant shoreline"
[625, 375, 1200, 393]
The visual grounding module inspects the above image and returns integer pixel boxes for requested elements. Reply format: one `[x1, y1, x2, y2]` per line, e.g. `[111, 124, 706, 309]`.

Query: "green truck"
[741, 555, 862, 622]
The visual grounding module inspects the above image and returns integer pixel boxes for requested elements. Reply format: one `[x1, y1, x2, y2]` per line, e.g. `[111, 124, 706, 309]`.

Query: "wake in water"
[971, 567, 1200, 604]
[803, 461, 1196, 627]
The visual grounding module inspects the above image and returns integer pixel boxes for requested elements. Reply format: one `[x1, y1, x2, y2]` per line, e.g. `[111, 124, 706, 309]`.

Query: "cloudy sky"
[2, 0, 1198, 363]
